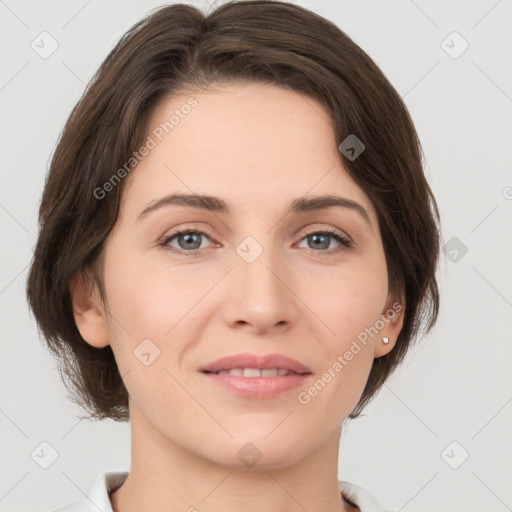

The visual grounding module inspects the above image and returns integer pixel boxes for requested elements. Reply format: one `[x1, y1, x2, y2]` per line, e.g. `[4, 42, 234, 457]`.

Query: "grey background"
[1, 0, 511, 510]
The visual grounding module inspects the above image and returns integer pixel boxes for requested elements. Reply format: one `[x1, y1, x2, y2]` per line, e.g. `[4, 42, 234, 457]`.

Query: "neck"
[110, 403, 351, 512]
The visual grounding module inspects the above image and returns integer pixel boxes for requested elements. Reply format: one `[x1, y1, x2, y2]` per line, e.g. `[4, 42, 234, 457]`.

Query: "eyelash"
[159, 228, 353, 257]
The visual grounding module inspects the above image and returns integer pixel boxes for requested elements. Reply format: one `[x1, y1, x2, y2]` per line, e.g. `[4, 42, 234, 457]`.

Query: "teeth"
[243, 368, 261, 377]
[215, 368, 292, 377]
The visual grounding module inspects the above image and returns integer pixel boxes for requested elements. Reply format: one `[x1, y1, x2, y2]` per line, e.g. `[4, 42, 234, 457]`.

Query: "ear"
[373, 293, 405, 358]
[69, 272, 110, 348]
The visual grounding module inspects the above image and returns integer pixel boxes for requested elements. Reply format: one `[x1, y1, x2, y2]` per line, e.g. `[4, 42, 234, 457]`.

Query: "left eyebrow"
[136, 193, 372, 228]
[289, 195, 371, 227]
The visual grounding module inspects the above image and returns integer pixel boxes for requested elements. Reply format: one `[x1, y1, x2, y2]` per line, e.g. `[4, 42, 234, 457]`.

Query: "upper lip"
[199, 353, 312, 374]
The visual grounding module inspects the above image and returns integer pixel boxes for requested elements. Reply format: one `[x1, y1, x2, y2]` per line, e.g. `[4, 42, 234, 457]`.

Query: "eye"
[160, 228, 353, 257]
[161, 230, 213, 255]
[296, 229, 353, 255]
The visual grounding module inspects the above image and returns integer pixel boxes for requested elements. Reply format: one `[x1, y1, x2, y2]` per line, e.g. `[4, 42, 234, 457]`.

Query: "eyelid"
[295, 227, 354, 255]
[159, 226, 217, 252]
[159, 222, 216, 242]
[299, 225, 352, 244]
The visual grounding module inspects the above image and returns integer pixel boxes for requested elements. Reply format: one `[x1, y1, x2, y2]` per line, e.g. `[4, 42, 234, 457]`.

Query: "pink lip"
[199, 353, 311, 374]
[202, 373, 312, 398]
[199, 353, 313, 399]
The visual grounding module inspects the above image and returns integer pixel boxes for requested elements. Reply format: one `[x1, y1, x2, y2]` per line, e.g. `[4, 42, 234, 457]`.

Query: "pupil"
[180, 233, 201, 250]
[310, 234, 329, 250]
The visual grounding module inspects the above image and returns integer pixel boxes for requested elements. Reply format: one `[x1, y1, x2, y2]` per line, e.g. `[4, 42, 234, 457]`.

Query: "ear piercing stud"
[382, 336, 390, 344]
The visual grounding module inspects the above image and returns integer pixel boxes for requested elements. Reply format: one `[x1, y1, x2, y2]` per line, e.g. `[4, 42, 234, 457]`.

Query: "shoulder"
[46, 471, 128, 512]
[338, 480, 394, 512]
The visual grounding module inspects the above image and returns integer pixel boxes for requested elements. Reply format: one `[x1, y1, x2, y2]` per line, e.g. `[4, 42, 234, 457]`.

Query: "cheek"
[102, 245, 204, 340]
[298, 283, 379, 424]
[100, 251, 192, 417]
[303, 258, 386, 403]
[311, 259, 388, 349]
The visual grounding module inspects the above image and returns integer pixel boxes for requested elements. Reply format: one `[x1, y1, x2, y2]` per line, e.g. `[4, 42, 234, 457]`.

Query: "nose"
[221, 239, 299, 335]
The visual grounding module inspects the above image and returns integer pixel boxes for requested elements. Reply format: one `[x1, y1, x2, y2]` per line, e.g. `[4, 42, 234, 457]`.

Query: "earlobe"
[374, 297, 405, 358]
[69, 272, 110, 348]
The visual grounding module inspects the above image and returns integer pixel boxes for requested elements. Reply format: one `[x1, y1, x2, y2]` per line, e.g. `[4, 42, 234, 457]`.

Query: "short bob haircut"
[26, 0, 440, 422]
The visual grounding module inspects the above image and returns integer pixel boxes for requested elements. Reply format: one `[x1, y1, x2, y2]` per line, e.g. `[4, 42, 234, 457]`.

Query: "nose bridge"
[222, 232, 296, 332]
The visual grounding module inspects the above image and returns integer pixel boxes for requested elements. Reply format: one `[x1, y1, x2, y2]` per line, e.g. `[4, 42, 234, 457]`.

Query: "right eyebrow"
[137, 194, 229, 221]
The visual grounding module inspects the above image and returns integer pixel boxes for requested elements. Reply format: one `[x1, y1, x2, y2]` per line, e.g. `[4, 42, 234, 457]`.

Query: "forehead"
[119, 81, 375, 221]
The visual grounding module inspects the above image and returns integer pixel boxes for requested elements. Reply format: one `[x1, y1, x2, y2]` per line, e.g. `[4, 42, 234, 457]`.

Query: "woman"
[26, 1, 440, 511]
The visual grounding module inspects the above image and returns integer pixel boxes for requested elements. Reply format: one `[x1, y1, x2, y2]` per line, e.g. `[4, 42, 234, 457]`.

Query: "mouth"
[199, 353, 313, 399]
[202, 368, 304, 377]
[199, 352, 311, 374]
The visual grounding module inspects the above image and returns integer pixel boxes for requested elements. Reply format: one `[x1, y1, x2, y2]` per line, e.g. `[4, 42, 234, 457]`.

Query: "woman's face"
[77, 81, 403, 468]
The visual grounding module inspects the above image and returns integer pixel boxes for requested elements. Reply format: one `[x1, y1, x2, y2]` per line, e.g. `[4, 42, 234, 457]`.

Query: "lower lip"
[201, 372, 312, 399]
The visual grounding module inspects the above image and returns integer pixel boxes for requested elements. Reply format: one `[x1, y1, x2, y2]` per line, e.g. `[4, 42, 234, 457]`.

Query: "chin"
[201, 434, 311, 471]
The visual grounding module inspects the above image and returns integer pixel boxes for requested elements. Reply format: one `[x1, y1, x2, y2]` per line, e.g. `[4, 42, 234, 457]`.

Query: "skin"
[70, 81, 404, 512]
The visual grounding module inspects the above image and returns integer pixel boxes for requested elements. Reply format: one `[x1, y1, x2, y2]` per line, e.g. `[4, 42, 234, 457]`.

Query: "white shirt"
[50, 471, 393, 512]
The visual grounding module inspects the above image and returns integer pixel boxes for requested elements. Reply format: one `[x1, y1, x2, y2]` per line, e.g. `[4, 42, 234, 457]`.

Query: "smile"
[206, 368, 296, 377]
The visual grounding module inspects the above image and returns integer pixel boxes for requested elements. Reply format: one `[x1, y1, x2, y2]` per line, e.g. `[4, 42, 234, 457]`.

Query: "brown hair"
[26, 0, 441, 421]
